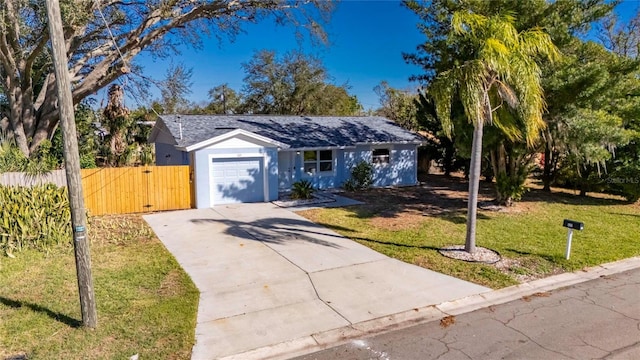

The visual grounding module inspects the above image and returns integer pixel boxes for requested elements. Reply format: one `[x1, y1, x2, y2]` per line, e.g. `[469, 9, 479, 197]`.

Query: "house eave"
[284, 145, 357, 152]
[178, 129, 289, 152]
[354, 141, 424, 146]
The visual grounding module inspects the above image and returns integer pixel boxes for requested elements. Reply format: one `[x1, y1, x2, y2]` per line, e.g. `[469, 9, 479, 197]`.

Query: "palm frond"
[430, 10, 559, 147]
[495, 81, 519, 109]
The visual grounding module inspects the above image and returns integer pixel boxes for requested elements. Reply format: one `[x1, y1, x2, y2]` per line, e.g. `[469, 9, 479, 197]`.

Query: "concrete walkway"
[143, 203, 490, 360]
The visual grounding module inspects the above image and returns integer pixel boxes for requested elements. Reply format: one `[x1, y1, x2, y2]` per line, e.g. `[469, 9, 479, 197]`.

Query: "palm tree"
[429, 11, 559, 253]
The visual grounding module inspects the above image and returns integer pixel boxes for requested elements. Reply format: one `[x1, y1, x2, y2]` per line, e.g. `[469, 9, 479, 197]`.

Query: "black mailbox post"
[563, 219, 584, 259]
[563, 219, 584, 230]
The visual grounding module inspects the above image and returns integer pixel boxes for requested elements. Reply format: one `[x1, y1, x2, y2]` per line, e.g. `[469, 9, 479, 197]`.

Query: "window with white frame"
[304, 150, 333, 174]
[372, 148, 390, 165]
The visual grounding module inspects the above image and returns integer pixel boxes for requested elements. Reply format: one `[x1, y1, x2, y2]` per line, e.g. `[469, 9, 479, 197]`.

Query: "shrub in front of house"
[0, 184, 71, 256]
[344, 161, 374, 191]
[291, 180, 315, 200]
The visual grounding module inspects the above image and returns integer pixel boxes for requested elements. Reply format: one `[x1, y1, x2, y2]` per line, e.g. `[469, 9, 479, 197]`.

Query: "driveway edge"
[217, 256, 640, 360]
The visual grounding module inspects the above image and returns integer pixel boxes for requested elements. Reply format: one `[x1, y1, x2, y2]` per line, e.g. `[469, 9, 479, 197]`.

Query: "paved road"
[293, 267, 640, 360]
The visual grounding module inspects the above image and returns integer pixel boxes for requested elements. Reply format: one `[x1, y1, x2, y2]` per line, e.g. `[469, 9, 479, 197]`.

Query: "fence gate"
[81, 166, 192, 216]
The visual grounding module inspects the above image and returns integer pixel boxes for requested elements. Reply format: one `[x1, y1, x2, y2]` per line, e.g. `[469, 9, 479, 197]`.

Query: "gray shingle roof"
[155, 115, 425, 149]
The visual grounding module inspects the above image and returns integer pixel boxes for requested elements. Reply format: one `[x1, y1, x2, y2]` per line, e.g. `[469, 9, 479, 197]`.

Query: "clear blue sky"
[133, 0, 424, 111]
[129, 0, 639, 112]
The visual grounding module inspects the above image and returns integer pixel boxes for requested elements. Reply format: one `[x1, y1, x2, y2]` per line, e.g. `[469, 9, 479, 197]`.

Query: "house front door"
[278, 151, 294, 190]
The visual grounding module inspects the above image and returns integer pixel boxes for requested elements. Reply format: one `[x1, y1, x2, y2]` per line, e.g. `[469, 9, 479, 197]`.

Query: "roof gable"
[182, 129, 288, 152]
[152, 115, 426, 149]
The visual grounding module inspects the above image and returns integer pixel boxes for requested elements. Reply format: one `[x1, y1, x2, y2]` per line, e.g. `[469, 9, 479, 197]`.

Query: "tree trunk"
[465, 119, 484, 254]
[542, 145, 550, 191]
[579, 166, 591, 197]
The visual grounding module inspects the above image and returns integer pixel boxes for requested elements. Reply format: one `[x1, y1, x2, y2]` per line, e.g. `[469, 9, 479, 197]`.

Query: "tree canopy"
[374, 81, 419, 131]
[239, 50, 361, 115]
[0, 0, 334, 157]
[406, 0, 640, 203]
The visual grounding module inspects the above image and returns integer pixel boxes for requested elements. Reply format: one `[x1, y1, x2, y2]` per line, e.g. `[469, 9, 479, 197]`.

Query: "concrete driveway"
[143, 203, 490, 360]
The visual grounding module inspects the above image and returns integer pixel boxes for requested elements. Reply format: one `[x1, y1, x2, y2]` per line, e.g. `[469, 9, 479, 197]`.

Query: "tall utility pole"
[222, 84, 227, 114]
[45, 0, 98, 328]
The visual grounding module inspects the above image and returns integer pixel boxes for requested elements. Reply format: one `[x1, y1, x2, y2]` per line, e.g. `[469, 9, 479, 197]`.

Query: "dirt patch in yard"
[369, 209, 425, 230]
[158, 269, 186, 297]
[89, 214, 156, 246]
[342, 173, 614, 229]
[344, 174, 499, 229]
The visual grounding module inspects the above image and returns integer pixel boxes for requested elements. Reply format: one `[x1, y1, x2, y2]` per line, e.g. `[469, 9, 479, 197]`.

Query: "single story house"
[149, 115, 426, 208]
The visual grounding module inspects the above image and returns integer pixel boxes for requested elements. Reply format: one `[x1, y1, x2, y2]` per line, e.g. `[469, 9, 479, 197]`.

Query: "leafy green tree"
[206, 84, 243, 114]
[541, 40, 640, 194]
[51, 102, 101, 169]
[0, 0, 334, 157]
[374, 81, 419, 130]
[240, 50, 362, 115]
[310, 84, 363, 116]
[404, 0, 612, 193]
[427, 11, 558, 253]
[596, 8, 640, 201]
[563, 110, 631, 195]
[402, 0, 611, 82]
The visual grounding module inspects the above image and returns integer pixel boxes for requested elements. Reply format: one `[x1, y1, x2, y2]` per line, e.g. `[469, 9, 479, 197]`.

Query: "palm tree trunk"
[465, 119, 484, 254]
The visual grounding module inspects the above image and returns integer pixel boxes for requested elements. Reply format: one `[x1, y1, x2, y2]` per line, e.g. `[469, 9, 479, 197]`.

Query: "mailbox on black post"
[563, 219, 584, 259]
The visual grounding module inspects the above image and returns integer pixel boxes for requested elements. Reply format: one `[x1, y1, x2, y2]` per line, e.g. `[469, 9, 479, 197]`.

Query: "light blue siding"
[391, 144, 418, 186]
[157, 141, 418, 207]
[342, 144, 418, 188]
[280, 145, 417, 190]
[155, 143, 188, 165]
[285, 149, 346, 190]
[371, 144, 418, 187]
[266, 148, 279, 201]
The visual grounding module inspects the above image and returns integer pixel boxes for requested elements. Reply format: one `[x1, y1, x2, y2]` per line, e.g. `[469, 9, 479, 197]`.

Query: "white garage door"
[211, 157, 264, 205]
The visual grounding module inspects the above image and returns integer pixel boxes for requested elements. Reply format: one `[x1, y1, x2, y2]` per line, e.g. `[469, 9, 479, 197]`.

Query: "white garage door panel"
[211, 158, 264, 205]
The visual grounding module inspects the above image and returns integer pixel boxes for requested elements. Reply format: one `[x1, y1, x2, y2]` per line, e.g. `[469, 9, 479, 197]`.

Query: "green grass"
[0, 215, 199, 360]
[299, 189, 640, 289]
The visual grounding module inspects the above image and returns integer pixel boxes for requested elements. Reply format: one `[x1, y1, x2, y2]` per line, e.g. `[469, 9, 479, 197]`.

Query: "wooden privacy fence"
[0, 166, 193, 216]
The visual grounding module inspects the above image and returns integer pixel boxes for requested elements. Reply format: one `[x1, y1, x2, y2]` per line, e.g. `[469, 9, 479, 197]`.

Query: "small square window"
[320, 150, 332, 161]
[319, 161, 333, 172]
[372, 148, 390, 165]
[304, 151, 317, 161]
[304, 163, 317, 174]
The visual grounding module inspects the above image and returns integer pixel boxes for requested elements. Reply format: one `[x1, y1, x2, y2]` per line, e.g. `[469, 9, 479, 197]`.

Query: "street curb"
[216, 256, 640, 360]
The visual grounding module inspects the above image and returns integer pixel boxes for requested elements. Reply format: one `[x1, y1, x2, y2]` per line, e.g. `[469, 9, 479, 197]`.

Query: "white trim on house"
[181, 129, 288, 152]
[209, 152, 266, 159]
[263, 152, 269, 202]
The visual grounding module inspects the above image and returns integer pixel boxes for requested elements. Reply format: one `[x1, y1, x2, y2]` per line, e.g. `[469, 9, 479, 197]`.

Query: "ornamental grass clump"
[0, 184, 71, 256]
[291, 180, 315, 199]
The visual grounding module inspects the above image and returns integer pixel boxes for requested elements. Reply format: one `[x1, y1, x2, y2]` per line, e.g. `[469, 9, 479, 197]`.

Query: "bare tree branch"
[0, 0, 334, 156]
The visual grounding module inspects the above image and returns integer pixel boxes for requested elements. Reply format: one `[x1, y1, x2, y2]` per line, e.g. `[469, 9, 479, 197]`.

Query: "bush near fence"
[0, 165, 192, 216]
[0, 184, 71, 255]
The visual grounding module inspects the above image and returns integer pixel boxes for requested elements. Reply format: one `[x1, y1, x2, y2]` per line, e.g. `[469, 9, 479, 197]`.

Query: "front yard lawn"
[298, 175, 640, 289]
[0, 215, 198, 360]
